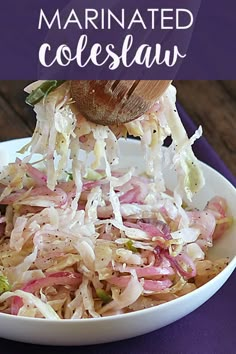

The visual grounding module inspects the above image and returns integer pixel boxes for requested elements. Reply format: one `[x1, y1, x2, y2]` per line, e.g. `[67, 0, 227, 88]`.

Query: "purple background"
[0, 0, 235, 79]
[0, 0, 235, 351]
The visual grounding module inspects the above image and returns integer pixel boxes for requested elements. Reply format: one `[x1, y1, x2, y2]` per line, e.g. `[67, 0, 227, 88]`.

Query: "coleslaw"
[0, 81, 231, 319]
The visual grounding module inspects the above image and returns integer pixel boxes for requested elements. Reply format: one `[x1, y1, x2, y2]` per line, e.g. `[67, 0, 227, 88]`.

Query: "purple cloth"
[1, 107, 236, 354]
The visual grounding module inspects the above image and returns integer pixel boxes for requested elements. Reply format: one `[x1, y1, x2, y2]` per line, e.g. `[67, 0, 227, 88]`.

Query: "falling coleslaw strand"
[0, 81, 232, 319]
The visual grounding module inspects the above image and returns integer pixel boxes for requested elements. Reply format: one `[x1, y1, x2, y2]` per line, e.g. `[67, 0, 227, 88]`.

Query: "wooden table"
[0, 81, 235, 176]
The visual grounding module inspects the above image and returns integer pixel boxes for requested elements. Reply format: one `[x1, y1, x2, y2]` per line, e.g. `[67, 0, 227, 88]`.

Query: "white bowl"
[0, 138, 235, 346]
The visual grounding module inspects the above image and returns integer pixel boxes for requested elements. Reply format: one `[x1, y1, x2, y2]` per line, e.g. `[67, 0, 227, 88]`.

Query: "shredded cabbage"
[0, 81, 231, 319]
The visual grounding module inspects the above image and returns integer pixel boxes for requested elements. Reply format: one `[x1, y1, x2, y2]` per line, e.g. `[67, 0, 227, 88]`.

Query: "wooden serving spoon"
[71, 80, 171, 125]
